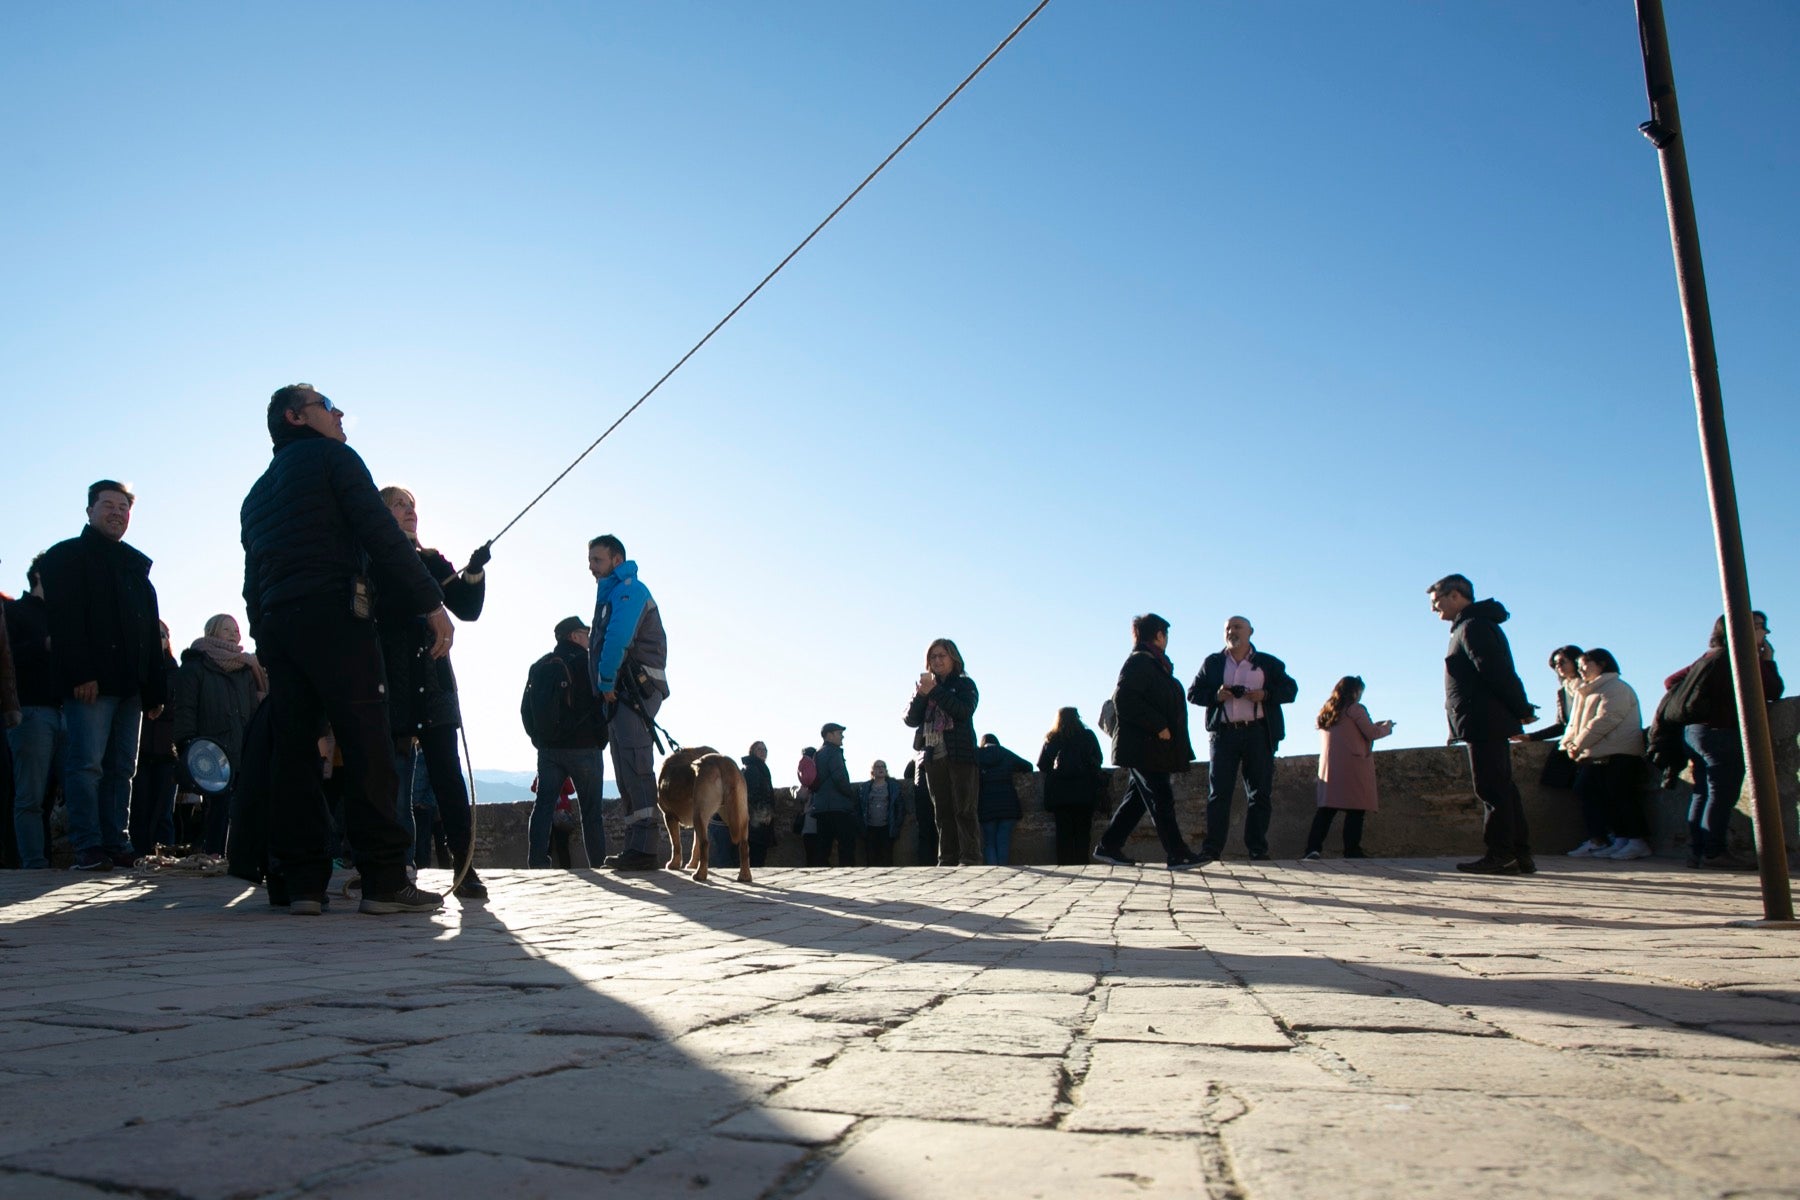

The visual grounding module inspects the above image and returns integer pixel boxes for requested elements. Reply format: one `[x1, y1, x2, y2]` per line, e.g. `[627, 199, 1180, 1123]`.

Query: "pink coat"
[1316, 702, 1390, 812]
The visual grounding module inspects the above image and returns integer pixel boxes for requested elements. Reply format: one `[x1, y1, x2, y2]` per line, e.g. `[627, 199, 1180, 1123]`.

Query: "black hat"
[820, 722, 846, 738]
[554, 616, 588, 641]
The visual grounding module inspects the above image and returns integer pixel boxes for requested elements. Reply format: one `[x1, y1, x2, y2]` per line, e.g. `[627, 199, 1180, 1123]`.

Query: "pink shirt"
[1223, 652, 1264, 723]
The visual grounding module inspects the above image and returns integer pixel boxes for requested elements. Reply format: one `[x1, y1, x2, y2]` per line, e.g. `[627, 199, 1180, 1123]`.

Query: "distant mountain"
[470, 770, 619, 802]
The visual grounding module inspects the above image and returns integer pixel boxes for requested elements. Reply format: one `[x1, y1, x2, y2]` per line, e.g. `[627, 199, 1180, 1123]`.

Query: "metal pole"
[1634, 0, 1793, 922]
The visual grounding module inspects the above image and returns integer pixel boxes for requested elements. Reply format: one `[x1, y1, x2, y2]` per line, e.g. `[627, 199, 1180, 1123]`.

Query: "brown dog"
[655, 746, 752, 883]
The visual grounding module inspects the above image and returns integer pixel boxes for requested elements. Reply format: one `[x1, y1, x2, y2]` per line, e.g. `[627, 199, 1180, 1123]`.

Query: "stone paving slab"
[1, 858, 1797, 1198]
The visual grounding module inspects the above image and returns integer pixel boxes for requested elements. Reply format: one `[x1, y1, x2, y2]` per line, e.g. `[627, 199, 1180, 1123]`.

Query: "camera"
[1228, 685, 1247, 697]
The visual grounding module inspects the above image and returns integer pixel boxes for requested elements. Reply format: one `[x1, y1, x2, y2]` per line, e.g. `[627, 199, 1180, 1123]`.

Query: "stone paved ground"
[1, 859, 1796, 1199]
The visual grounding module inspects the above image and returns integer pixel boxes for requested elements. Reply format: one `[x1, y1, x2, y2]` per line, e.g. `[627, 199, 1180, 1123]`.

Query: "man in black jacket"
[241, 384, 453, 914]
[41, 481, 166, 871]
[1095, 613, 1204, 869]
[1428, 573, 1538, 875]
[809, 723, 859, 867]
[1186, 616, 1298, 863]
[523, 616, 609, 869]
[5, 557, 60, 869]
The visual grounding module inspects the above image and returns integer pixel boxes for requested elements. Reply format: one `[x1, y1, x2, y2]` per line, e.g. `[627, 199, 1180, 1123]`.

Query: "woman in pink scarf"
[172, 614, 267, 854]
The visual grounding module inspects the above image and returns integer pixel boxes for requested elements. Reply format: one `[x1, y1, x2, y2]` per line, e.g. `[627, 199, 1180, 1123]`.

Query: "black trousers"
[864, 829, 894, 866]
[1051, 806, 1095, 865]
[1100, 769, 1192, 864]
[1467, 740, 1530, 857]
[412, 724, 476, 876]
[811, 812, 858, 867]
[260, 598, 411, 896]
[1306, 807, 1365, 854]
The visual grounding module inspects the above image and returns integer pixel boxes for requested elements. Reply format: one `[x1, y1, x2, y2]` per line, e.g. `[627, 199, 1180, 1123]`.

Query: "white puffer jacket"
[1562, 672, 1645, 760]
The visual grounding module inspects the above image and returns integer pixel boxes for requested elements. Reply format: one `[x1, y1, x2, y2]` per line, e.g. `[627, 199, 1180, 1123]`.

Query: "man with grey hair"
[1187, 616, 1298, 863]
[1429, 573, 1538, 875]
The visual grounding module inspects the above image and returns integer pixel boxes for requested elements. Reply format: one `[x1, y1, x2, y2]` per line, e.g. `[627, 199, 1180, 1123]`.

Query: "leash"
[483, 0, 1053, 548]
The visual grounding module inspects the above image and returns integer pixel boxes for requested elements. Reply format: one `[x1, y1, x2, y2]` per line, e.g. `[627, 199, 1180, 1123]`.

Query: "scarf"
[1136, 641, 1174, 675]
[190, 636, 269, 698]
[923, 675, 957, 752]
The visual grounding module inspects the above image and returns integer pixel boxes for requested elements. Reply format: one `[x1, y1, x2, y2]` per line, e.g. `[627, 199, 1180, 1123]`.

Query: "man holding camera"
[586, 535, 669, 871]
[1188, 616, 1298, 863]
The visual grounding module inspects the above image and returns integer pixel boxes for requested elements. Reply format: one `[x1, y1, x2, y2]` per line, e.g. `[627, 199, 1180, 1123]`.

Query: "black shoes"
[1702, 852, 1757, 872]
[605, 850, 664, 872]
[1456, 854, 1522, 875]
[359, 883, 445, 914]
[1091, 844, 1136, 867]
[1246, 851, 1271, 862]
[1516, 851, 1538, 875]
[454, 876, 490, 900]
[1343, 848, 1368, 859]
[1168, 852, 1208, 871]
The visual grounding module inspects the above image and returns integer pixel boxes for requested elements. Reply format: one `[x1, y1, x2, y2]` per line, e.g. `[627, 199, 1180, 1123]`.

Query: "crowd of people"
[1, 387, 1788, 898]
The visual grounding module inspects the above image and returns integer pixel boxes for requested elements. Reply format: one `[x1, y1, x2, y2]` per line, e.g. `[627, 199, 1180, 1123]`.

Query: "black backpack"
[521, 653, 603, 750]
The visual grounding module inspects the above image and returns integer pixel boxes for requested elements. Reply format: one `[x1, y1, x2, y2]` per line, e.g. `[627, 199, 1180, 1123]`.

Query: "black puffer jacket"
[239, 426, 442, 638]
[1443, 598, 1535, 742]
[4, 593, 57, 708]
[1110, 647, 1195, 773]
[377, 547, 484, 735]
[904, 673, 980, 764]
[742, 754, 776, 844]
[40, 525, 165, 705]
[1038, 728, 1105, 811]
[172, 648, 263, 766]
[976, 742, 1033, 821]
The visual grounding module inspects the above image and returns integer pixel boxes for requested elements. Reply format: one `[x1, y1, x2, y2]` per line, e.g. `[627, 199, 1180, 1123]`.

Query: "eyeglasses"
[299, 394, 340, 415]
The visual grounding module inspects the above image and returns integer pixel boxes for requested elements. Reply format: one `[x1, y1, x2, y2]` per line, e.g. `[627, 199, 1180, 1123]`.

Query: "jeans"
[979, 819, 1015, 865]
[1685, 724, 1743, 858]
[608, 692, 663, 858]
[1100, 768, 1193, 864]
[62, 694, 142, 856]
[1467, 740, 1530, 857]
[708, 818, 735, 868]
[1205, 724, 1275, 857]
[9, 706, 62, 868]
[531, 746, 608, 867]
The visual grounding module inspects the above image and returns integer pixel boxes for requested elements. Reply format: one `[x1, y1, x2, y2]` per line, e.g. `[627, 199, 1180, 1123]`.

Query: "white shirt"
[1223, 652, 1264, 723]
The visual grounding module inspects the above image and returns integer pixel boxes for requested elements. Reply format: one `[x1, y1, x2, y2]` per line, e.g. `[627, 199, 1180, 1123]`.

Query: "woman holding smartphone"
[1305, 676, 1394, 860]
[903, 638, 981, 865]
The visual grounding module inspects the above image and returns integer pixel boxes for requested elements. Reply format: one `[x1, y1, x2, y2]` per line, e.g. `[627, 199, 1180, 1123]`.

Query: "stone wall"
[472, 697, 1800, 868]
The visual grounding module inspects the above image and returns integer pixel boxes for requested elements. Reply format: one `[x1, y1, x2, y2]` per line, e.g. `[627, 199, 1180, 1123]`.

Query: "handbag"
[1538, 747, 1578, 789]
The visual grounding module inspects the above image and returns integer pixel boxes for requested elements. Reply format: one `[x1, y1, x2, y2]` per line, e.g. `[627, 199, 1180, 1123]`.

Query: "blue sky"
[4, 2, 1795, 787]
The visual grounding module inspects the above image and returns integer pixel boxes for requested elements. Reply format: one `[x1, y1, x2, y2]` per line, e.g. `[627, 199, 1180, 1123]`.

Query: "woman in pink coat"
[1304, 676, 1394, 860]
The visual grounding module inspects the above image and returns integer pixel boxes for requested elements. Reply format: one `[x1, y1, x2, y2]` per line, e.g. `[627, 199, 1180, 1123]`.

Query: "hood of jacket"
[1455, 598, 1511, 628]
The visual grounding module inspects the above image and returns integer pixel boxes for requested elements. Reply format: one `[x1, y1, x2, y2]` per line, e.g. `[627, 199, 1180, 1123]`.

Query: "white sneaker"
[1597, 837, 1635, 859]
[1609, 838, 1652, 861]
[1567, 840, 1609, 857]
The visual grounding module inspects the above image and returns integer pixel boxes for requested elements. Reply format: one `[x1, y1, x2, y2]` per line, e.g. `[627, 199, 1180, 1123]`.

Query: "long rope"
[487, 0, 1053, 545]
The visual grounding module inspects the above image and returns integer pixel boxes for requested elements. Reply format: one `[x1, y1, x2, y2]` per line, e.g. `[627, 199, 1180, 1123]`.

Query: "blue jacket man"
[587, 536, 669, 870]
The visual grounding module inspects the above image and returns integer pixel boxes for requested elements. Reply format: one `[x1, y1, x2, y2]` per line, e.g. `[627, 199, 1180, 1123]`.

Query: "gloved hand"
[466, 541, 493, 572]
